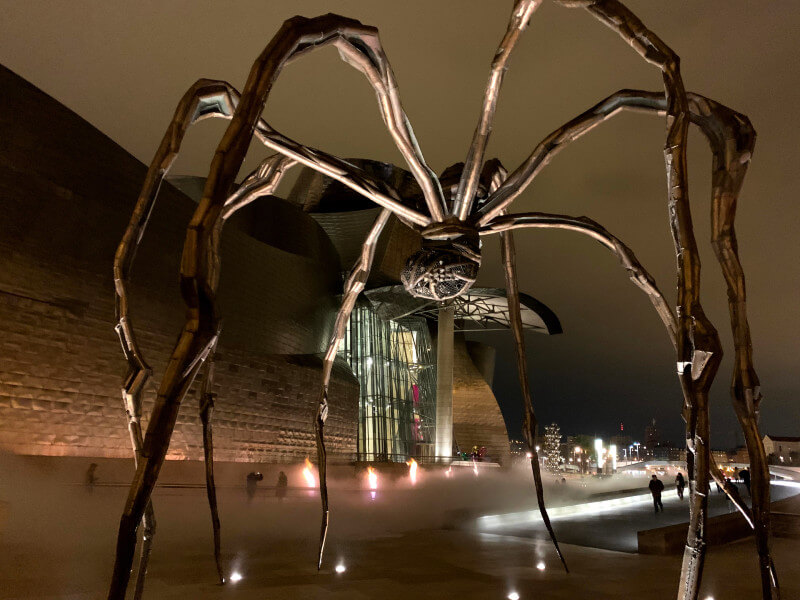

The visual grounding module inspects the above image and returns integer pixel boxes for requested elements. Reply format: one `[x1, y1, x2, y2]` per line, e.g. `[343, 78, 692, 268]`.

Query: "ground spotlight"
[507, 592, 520, 600]
[536, 562, 545, 571]
[335, 564, 346, 574]
[229, 571, 243, 583]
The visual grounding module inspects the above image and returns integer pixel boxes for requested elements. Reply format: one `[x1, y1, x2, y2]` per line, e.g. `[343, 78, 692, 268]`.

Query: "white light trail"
[477, 491, 657, 529]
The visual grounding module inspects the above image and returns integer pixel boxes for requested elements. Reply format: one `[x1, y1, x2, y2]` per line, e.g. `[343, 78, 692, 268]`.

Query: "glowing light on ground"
[367, 465, 378, 499]
[507, 592, 520, 600]
[536, 562, 546, 571]
[229, 572, 243, 583]
[303, 457, 316, 488]
[335, 564, 346, 574]
[472, 457, 479, 476]
[445, 466, 453, 478]
[407, 458, 418, 485]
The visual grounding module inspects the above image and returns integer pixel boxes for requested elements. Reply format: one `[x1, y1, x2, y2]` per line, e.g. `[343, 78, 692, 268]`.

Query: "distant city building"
[711, 450, 730, 465]
[731, 446, 750, 464]
[645, 418, 659, 447]
[763, 435, 800, 465]
[653, 445, 686, 462]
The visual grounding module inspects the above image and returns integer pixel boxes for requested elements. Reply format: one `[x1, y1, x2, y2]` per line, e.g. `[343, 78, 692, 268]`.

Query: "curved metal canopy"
[365, 285, 562, 334]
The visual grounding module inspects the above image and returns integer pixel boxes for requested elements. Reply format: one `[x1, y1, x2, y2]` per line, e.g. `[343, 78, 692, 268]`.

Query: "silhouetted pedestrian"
[649, 474, 665, 513]
[276, 471, 288, 501]
[86, 463, 98, 492]
[740, 468, 751, 495]
[675, 472, 686, 499]
[246, 471, 263, 500]
[725, 477, 738, 512]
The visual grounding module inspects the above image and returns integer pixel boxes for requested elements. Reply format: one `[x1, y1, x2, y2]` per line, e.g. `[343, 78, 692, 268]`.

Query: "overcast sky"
[1, 1, 797, 448]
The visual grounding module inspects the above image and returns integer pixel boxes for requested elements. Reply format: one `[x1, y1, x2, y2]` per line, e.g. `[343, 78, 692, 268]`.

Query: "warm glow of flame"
[407, 458, 418, 485]
[303, 457, 316, 488]
[367, 466, 378, 490]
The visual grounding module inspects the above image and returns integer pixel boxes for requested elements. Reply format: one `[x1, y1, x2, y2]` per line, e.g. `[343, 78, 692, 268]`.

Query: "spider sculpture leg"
[499, 229, 569, 573]
[121, 390, 156, 600]
[107, 327, 217, 600]
[198, 342, 224, 585]
[111, 119, 298, 600]
[110, 12, 447, 595]
[484, 212, 759, 598]
[188, 13, 444, 227]
[113, 79, 246, 598]
[705, 112, 779, 599]
[315, 208, 392, 569]
[472, 158, 569, 571]
[552, 6, 718, 594]
[454, 0, 543, 220]
[479, 86, 776, 598]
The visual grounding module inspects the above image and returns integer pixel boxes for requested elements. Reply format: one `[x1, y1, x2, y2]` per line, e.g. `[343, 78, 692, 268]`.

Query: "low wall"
[637, 494, 800, 554]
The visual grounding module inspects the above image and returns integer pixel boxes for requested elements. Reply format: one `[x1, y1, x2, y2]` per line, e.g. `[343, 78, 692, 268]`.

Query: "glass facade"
[338, 303, 436, 462]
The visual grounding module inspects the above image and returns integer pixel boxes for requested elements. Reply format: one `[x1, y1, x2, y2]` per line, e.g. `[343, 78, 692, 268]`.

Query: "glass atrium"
[338, 303, 437, 463]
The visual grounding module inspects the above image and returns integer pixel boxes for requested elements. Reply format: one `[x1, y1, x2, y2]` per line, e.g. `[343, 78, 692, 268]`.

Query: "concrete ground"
[1, 457, 798, 599]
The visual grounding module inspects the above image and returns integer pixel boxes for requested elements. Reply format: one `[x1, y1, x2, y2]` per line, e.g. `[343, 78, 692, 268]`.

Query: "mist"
[0, 452, 658, 596]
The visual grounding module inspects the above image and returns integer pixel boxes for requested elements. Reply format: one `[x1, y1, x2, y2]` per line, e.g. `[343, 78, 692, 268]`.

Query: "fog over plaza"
[1, 1, 798, 447]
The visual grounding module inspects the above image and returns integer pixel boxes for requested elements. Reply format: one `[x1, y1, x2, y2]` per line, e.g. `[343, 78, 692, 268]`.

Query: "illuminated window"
[339, 304, 436, 462]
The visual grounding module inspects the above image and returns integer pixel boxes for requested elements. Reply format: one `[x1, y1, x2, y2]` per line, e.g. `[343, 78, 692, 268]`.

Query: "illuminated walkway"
[478, 482, 799, 552]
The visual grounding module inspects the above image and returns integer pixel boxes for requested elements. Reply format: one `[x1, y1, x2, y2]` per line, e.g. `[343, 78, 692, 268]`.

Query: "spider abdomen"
[401, 237, 481, 301]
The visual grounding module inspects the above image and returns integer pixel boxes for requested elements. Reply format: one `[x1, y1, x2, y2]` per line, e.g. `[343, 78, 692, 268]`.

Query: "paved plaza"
[1, 463, 798, 600]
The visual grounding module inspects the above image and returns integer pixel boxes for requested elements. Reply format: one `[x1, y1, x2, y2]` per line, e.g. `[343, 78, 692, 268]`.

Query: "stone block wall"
[0, 64, 358, 462]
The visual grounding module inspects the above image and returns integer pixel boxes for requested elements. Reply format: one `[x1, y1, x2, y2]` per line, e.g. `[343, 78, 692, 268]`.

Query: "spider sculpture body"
[109, 2, 777, 600]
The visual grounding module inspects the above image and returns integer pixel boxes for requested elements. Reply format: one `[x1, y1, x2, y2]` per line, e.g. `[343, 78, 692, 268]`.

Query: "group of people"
[648, 467, 752, 514]
[246, 471, 288, 501]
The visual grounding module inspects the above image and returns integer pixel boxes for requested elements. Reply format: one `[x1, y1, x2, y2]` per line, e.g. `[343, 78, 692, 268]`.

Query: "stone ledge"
[637, 494, 800, 554]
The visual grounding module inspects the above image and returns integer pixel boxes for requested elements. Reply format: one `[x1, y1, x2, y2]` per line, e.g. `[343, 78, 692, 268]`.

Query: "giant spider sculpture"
[110, 2, 778, 599]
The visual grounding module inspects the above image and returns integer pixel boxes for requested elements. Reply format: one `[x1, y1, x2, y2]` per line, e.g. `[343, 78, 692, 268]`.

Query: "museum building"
[0, 66, 560, 466]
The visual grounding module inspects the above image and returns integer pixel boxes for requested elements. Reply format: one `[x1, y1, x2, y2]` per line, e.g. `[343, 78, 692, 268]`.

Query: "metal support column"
[435, 306, 454, 463]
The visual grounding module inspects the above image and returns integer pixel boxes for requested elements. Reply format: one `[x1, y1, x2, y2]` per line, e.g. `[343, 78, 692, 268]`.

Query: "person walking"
[85, 463, 99, 492]
[740, 467, 751, 495]
[675, 472, 686, 499]
[649, 474, 665, 513]
[276, 471, 288, 501]
[246, 471, 263, 501]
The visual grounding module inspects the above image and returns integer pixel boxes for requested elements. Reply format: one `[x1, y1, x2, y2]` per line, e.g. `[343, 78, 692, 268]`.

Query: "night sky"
[1, 1, 797, 448]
